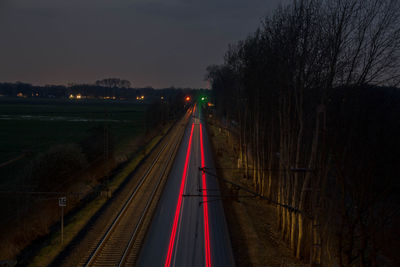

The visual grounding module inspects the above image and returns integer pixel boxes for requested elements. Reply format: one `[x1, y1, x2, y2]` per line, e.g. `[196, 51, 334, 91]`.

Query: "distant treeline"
[206, 0, 400, 265]
[0, 78, 204, 100]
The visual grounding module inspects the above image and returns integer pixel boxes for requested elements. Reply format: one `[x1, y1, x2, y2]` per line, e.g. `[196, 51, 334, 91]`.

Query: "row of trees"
[0, 79, 202, 100]
[94, 78, 131, 88]
[207, 0, 400, 265]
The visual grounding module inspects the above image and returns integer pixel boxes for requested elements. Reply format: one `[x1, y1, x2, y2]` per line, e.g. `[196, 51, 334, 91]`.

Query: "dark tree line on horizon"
[207, 0, 400, 265]
[0, 79, 203, 100]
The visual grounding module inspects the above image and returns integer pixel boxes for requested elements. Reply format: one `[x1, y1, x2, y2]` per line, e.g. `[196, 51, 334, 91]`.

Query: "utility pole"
[103, 85, 110, 198]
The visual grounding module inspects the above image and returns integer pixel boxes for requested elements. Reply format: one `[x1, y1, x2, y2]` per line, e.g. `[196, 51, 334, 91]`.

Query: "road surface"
[137, 103, 235, 267]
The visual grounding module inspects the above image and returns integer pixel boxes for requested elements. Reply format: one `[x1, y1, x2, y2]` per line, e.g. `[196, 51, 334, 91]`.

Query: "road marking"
[165, 123, 195, 267]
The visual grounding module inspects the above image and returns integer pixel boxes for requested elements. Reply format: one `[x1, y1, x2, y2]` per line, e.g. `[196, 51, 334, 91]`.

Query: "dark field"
[0, 97, 147, 187]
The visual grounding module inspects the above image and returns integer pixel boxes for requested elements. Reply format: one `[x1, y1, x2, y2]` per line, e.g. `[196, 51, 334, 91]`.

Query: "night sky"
[0, 0, 288, 88]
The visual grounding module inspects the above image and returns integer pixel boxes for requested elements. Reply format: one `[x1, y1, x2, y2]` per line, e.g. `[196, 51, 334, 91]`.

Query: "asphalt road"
[137, 104, 235, 267]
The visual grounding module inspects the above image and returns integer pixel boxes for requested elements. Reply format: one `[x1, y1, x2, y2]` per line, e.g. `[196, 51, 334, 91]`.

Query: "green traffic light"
[201, 97, 205, 101]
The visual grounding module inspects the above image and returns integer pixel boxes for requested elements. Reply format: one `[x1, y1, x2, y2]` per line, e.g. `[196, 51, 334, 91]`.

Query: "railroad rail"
[83, 122, 185, 266]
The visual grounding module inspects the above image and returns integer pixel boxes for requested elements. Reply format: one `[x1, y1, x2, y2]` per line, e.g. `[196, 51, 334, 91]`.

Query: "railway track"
[83, 124, 183, 267]
[56, 110, 191, 267]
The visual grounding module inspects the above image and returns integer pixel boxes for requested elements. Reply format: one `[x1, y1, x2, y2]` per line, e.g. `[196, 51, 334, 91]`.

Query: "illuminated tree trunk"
[297, 106, 321, 259]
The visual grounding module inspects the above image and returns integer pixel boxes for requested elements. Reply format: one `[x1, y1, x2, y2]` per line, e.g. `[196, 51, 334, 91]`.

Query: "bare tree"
[206, 0, 400, 265]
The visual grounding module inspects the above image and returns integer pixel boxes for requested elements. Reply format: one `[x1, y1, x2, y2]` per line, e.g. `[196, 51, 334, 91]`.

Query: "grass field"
[0, 97, 148, 186]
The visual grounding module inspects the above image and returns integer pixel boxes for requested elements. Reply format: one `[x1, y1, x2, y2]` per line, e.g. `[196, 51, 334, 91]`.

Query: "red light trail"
[164, 123, 194, 267]
[164, 105, 211, 267]
[200, 123, 211, 267]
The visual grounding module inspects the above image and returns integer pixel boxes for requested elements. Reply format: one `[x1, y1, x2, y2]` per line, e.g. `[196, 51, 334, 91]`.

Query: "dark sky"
[0, 0, 288, 88]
